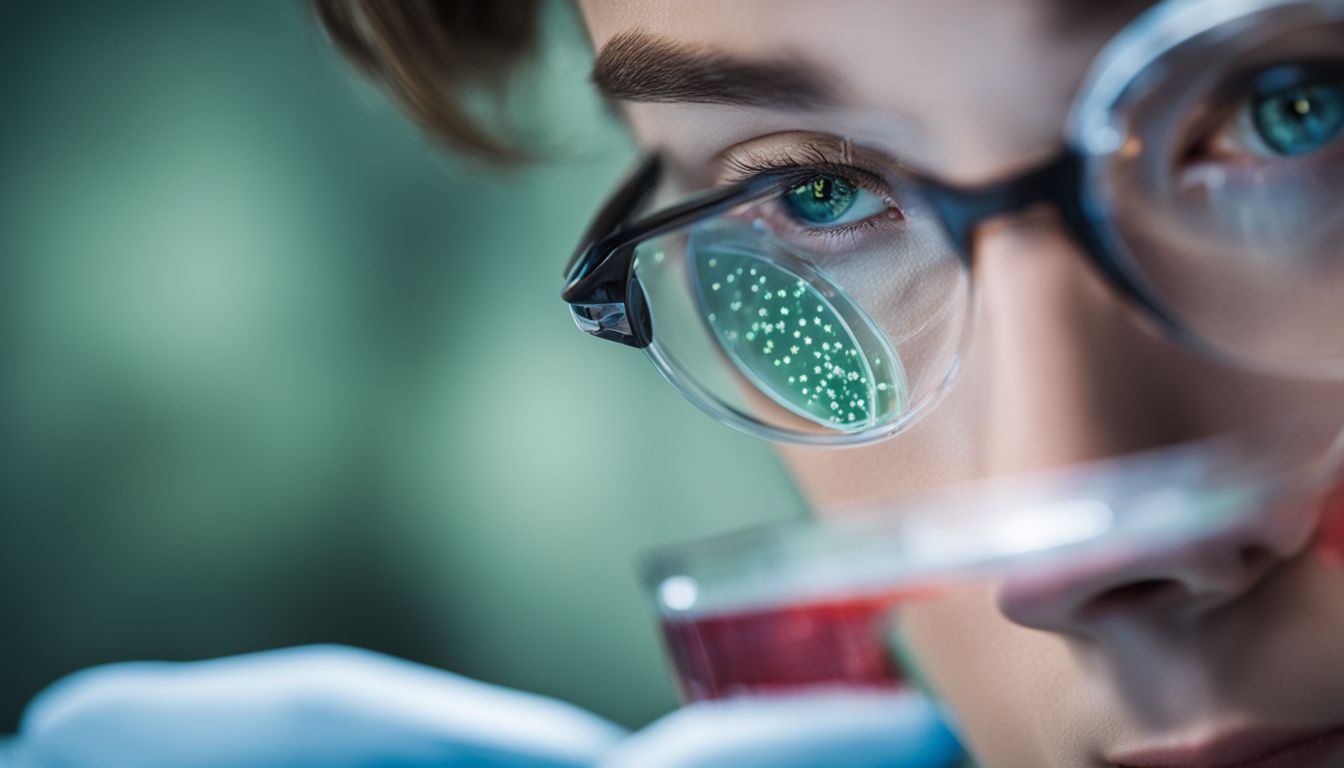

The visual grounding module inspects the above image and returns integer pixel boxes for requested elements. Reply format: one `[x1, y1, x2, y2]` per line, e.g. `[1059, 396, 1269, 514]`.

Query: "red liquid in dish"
[658, 589, 928, 702]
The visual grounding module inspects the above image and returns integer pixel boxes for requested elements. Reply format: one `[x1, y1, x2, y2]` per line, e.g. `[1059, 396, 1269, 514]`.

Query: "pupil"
[784, 175, 857, 224]
[1252, 82, 1344, 156]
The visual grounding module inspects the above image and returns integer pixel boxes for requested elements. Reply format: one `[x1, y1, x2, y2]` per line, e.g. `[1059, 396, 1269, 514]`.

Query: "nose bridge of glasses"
[921, 150, 1187, 343]
[920, 151, 1083, 256]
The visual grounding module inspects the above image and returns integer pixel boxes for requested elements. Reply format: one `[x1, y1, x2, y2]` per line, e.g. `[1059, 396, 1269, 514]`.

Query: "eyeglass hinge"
[570, 302, 642, 348]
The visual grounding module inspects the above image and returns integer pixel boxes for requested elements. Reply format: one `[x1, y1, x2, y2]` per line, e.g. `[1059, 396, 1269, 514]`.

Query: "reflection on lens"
[629, 165, 968, 445]
[691, 231, 906, 432]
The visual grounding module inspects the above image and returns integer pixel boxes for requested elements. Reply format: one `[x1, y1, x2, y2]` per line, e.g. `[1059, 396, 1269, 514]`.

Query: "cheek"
[777, 307, 998, 506]
[897, 584, 1085, 767]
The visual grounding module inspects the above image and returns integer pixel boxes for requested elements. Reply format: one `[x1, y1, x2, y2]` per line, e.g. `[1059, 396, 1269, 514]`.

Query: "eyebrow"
[591, 31, 840, 110]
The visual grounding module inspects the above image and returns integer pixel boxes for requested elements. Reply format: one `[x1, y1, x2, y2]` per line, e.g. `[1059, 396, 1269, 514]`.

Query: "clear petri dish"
[642, 414, 1344, 702]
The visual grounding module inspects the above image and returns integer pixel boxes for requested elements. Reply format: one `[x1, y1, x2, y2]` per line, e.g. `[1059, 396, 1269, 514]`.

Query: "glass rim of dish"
[642, 410, 1344, 619]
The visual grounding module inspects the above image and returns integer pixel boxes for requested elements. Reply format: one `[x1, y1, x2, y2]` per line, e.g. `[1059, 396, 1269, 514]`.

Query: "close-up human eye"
[1193, 66, 1344, 162]
[780, 173, 888, 226]
[1246, 78, 1344, 155]
[715, 145, 905, 244]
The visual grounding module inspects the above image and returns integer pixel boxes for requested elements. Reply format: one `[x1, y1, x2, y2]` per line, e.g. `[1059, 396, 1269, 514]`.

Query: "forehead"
[579, 0, 1155, 179]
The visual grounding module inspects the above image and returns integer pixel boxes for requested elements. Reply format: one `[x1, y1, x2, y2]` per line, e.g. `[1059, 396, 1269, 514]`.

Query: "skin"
[577, 1, 1344, 766]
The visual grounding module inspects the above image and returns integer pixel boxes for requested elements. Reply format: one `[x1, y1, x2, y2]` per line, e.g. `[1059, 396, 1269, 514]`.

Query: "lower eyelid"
[758, 204, 905, 251]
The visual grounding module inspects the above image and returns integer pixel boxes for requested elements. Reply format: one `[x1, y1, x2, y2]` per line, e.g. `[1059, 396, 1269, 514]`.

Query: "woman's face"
[578, 0, 1344, 765]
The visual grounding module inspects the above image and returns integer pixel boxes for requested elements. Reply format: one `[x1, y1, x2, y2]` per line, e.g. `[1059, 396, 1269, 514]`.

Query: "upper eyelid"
[715, 134, 897, 177]
[720, 149, 888, 182]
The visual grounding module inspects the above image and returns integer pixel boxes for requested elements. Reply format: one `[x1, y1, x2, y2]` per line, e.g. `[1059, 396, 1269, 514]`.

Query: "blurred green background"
[0, 0, 805, 731]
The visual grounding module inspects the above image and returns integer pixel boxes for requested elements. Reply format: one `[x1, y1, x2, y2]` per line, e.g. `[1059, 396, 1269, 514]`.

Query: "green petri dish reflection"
[692, 235, 906, 432]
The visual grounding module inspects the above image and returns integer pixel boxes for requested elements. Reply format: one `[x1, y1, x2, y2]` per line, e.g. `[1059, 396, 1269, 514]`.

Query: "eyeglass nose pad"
[685, 221, 907, 433]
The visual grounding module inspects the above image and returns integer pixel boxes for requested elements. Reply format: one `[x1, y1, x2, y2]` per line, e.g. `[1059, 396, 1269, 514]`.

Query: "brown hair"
[312, 0, 545, 162]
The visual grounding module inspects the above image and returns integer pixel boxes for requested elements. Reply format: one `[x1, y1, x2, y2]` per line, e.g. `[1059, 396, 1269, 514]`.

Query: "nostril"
[1082, 578, 1185, 617]
[1238, 544, 1274, 572]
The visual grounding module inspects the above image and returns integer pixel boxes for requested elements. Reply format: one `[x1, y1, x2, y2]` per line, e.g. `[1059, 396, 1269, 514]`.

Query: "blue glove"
[600, 690, 963, 768]
[6, 646, 625, 768]
[3, 646, 963, 768]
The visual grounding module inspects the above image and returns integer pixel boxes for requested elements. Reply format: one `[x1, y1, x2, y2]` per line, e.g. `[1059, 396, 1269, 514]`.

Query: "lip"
[1107, 724, 1344, 768]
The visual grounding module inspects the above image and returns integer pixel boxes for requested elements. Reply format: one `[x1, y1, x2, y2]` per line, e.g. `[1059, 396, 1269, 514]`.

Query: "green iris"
[693, 239, 905, 432]
[1251, 82, 1344, 156]
[783, 175, 859, 224]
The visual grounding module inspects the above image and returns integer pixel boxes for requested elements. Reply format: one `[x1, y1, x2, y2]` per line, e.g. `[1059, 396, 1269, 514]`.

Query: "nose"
[972, 207, 1342, 636]
[995, 492, 1320, 635]
[974, 208, 1199, 475]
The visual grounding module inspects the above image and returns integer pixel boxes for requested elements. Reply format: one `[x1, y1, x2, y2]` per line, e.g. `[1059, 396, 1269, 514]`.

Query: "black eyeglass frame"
[560, 149, 1187, 353]
[561, 0, 1344, 409]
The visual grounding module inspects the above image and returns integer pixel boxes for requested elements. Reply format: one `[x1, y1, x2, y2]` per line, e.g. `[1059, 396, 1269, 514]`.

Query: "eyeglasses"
[562, 0, 1344, 446]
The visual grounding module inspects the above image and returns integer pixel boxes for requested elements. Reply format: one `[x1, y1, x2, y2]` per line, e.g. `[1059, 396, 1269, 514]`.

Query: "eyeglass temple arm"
[566, 150, 1189, 353]
[562, 154, 662, 282]
[562, 153, 784, 348]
